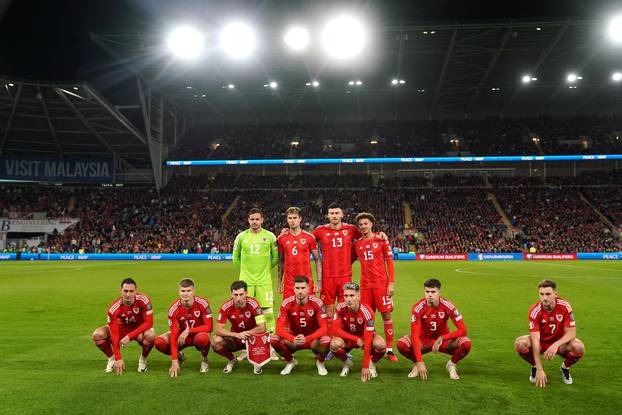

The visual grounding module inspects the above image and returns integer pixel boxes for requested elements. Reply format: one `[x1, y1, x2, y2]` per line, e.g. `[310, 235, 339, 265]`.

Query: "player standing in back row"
[278, 206, 322, 298]
[514, 279, 585, 387]
[352, 212, 397, 362]
[233, 208, 279, 333]
[312, 202, 362, 316]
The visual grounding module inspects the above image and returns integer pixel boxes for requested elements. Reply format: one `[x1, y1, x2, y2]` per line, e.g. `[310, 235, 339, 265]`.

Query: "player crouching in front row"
[271, 275, 331, 376]
[92, 278, 156, 374]
[330, 282, 386, 382]
[154, 278, 213, 377]
[514, 279, 585, 387]
[397, 278, 472, 380]
[211, 280, 267, 375]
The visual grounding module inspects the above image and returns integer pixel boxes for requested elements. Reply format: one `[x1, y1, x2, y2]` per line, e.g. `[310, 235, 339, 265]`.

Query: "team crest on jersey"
[301, 239, 306, 245]
[357, 317, 364, 324]
[248, 336, 256, 345]
[342, 230, 348, 236]
[194, 310, 201, 318]
[245, 311, 251, 318]
[373, 243, 378, 249]
[307, 309, 315, 317]
[133, 307, 140, 314]
[438, 311, 445, 319]
[556, 314, 563, 322]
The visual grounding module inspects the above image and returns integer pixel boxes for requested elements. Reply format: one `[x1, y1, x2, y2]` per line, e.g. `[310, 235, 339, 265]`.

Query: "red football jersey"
[354, 237, 393, 289]
[167, 296, 213, 331]
[333, 302, 375, 338]
[528, 298, 576, 343]
[278, 231, 317, 283]
[278, 295, 327, 336]
[410, 297, 463, 339]
[107, 293, 153, 329]
[217, 297, 264, 333]
[312, 223, 360, 279]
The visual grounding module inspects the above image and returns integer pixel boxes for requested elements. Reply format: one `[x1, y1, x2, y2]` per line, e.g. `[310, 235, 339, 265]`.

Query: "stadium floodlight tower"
[608, 15, 622, 43]
[167, 26, 204, 59]
[321, 15, 366, 60]
[284, 26, 310, 51]
[220, 22, 256, 58]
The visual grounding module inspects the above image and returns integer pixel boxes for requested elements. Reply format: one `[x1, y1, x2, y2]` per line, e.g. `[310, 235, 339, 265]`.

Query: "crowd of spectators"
[2, 171, 621, 254]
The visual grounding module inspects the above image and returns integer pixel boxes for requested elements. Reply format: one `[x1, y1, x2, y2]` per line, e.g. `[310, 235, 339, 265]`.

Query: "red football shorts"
[360, 287, 394, 313]
[321, 277, 351, 305]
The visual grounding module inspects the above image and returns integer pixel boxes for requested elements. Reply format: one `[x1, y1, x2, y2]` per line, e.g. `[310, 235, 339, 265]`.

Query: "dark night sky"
[0, 0, 620, 82]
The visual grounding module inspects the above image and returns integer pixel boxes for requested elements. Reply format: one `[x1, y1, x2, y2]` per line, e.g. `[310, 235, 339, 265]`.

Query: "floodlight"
[220, 22, 256, 58]
[167, 26, 204, 59]
[567, 73, 581, 83]
[284, 27, 309, 51]
[321, 16, 366, 59]
[608, 15, 622, 43]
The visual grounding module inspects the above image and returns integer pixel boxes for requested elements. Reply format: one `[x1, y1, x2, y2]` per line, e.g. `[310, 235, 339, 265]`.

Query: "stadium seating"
[2, 170, 621, 254]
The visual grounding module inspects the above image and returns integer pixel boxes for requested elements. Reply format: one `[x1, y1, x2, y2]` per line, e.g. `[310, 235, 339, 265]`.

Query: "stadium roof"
[91, 18, 622, 122]
[0, 76, 151, 162]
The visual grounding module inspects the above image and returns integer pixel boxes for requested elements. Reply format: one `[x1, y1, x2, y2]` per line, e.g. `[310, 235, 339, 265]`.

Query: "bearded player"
[514, 279, 585, 387]
[211, 280, 267, 374]
[271, 276, 331, 376]
[330, 282, 387, 382]
[397, 278, 472, 380]
[278, 206, 322, 298]
[154, 278, 213, 377]
[233, 208, 279, 333]
[92, 278, 155, 375]
[353, 212, 397, 362]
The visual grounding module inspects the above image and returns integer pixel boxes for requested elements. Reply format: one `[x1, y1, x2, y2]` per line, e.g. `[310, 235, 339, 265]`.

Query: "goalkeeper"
[232, 208, 279, 333]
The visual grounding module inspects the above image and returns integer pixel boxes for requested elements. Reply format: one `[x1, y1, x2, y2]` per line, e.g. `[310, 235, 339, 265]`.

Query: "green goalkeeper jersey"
[232, 228, 278, 285]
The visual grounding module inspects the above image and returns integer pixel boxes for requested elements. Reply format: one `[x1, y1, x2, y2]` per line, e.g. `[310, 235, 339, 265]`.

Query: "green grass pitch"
[1, 260, 621, 414]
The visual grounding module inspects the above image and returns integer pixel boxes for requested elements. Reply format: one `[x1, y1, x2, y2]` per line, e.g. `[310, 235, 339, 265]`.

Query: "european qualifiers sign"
[0, 157, 113, 183]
